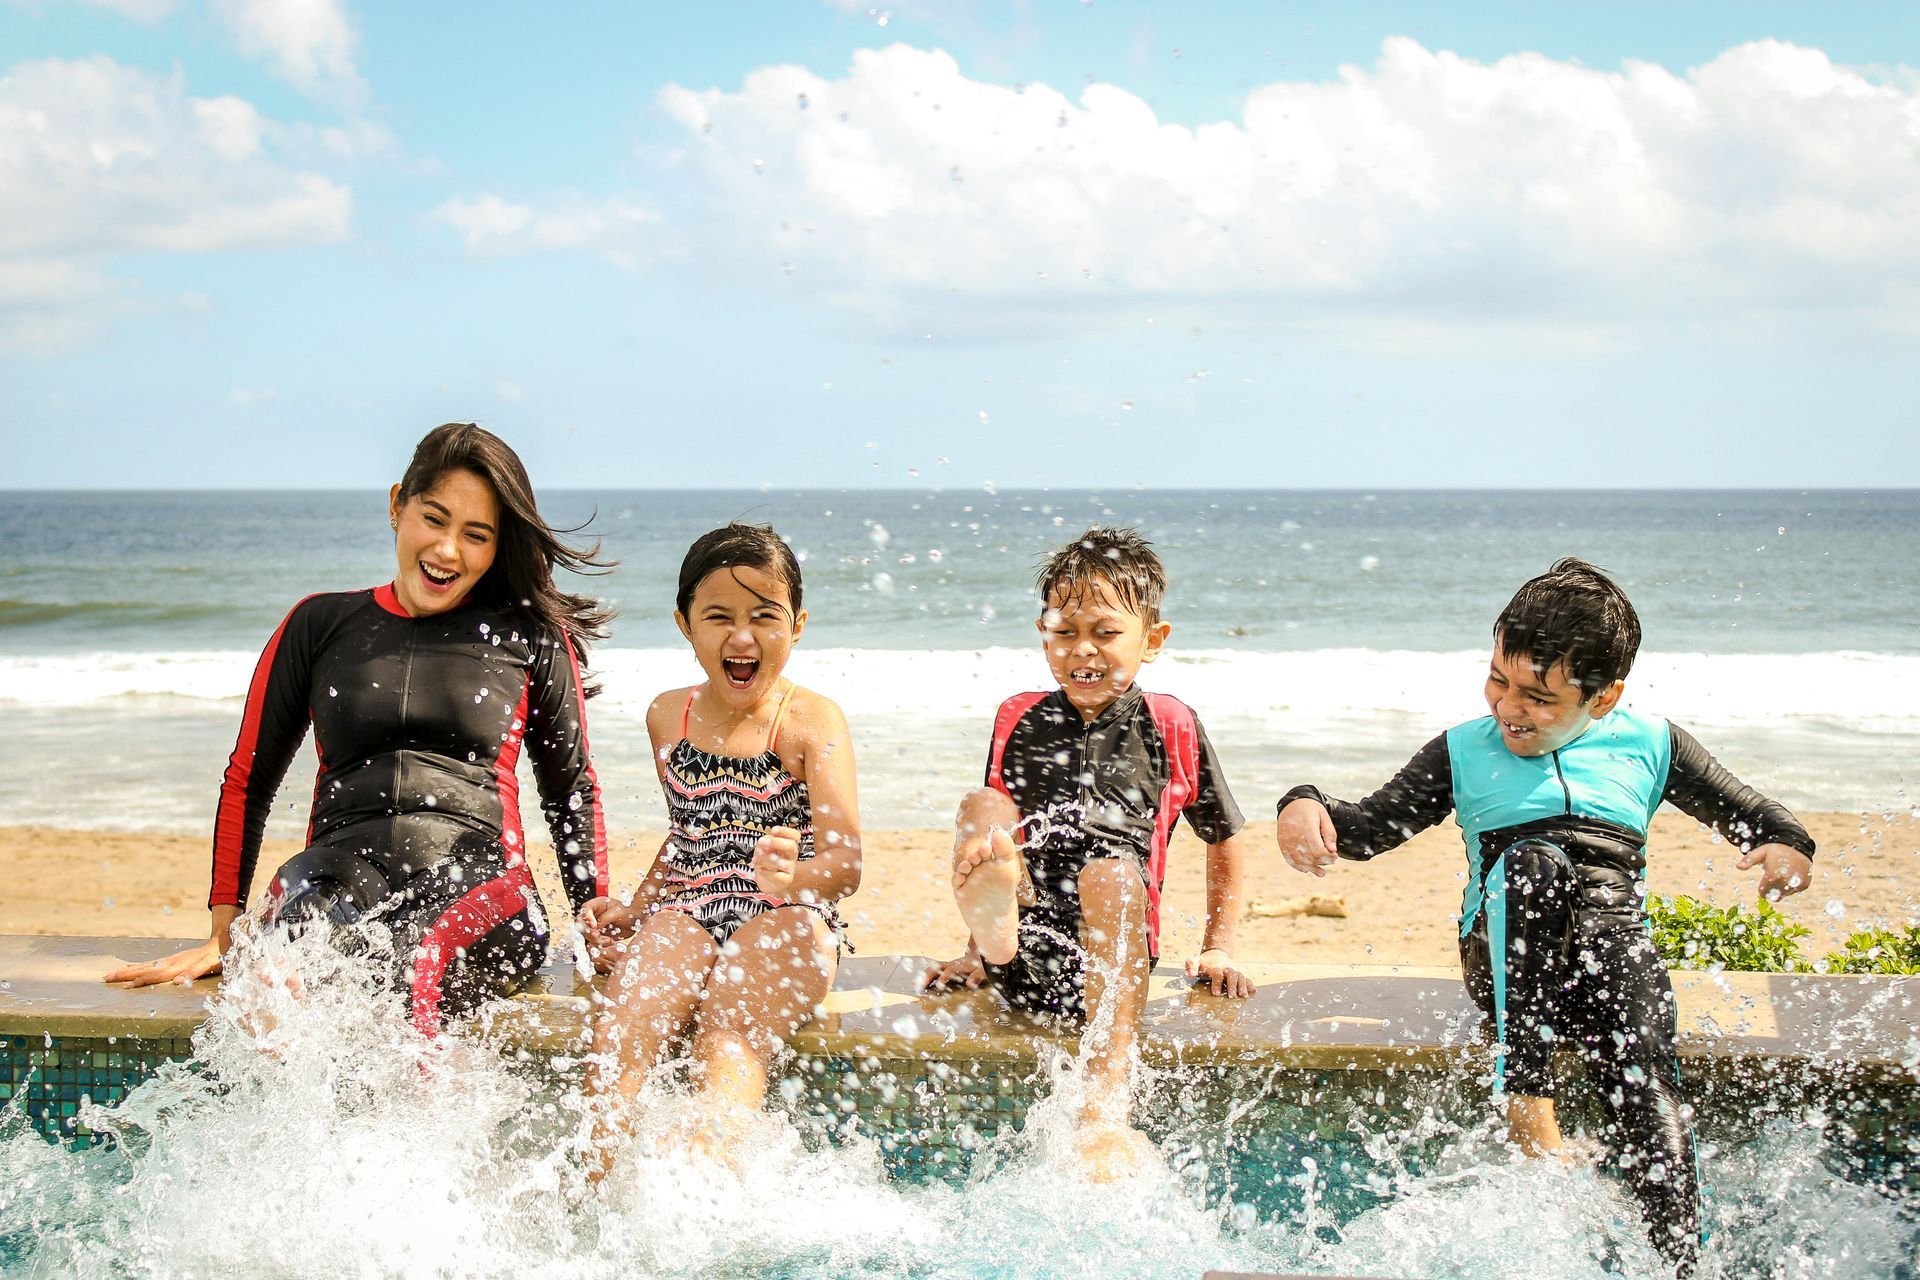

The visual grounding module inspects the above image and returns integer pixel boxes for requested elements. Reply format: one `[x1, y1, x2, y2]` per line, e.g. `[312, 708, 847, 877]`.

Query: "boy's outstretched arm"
[1662, 724, 1815, 900]
[1277, 734, 1455, 876]
[1187, 829, 1254, 997]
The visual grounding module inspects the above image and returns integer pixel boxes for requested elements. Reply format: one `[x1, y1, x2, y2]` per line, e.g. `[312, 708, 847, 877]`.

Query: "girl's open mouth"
[419, 561, 460, 592]
[1070, 667, 1105, 687]
[723, 656, 760, 688]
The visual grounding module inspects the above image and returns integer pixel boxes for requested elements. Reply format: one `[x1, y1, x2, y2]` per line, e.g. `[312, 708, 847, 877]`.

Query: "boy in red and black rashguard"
[928, 527, 1255, 1177]
[209, 583, 608, 1034]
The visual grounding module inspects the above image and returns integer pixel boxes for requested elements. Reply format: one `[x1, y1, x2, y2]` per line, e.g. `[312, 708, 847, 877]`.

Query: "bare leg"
[1074, 856, 1156, 1180]
[1505, 1094, 1566, 1156]
[686, 905, 837, 1157]
[584, 910, 717, 1181]
[953, 786, 1025, 965]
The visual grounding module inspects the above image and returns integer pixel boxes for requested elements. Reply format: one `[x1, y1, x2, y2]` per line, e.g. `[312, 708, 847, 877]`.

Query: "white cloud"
[432, 194, 664, 268]
[0, 55, 351, 349]
[652, 39, 1920, 333]
[75, 0, 185, 21]
[205, 0, 363, 101]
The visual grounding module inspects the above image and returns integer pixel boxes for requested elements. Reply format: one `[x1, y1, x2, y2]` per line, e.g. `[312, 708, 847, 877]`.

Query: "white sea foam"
[7, 645, 1920, 729]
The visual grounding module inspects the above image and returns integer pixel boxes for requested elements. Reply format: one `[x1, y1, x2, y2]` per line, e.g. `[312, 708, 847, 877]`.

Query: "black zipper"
[394, 621, 416, 814]
[1550, 749, 1573, 814]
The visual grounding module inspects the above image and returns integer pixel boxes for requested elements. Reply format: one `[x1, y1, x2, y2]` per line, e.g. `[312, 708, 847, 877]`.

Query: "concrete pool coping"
[4, 934, 1915, 1077]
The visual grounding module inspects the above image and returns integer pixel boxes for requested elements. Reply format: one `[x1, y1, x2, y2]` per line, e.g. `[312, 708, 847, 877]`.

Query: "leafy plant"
[1823, 924, 1920, 975]
[1646, 894, 1810, 972]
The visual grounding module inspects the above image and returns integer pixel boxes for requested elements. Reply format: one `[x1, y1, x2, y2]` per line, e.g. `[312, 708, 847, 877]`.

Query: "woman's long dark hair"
[396, 423, 616, 691]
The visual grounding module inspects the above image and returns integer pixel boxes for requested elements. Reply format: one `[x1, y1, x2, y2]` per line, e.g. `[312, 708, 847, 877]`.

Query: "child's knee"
[958, 786, 1020, 831]
[1078, 857, 1145, 908]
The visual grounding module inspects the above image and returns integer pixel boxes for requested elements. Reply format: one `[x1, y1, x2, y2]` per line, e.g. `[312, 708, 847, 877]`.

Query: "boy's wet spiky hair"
[1036, 526, 1167, 623]
[1495, 557, 1642, 698]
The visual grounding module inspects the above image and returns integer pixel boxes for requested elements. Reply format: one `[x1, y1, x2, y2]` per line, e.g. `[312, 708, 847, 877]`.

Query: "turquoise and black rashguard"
[210, 582, 608, 1034]
[1280, 707, 1814, 882]
[1280, 707, 1811, 1275]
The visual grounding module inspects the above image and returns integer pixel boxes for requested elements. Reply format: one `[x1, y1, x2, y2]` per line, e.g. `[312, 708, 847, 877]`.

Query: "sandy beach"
[5, 811, 1914, 970]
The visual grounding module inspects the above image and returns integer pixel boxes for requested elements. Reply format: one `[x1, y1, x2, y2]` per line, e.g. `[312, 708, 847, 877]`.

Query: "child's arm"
[1187, 828, 1254, 997]
[1276, 734, 1454, 876]
[578, 692, 683, 965]
[1179, 708, 1253, 997]
[1662, 724, 1815, 900]
[756, 690, 862, 905]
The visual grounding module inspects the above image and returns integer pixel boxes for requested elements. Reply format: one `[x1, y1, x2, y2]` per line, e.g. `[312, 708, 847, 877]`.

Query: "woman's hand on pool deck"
[753, 826, 804, 899]
[1738, 843, 1814, 901]
[1276, 798, 1340, 876]
[1185, 949, 1254, 998]
[102, 906, 239, 987]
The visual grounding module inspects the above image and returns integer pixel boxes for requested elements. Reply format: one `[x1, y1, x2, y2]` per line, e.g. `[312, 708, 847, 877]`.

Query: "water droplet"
[1359, 555, 1380, 572]
[871, 572, 896, 594]
[870, 524, 891, 549]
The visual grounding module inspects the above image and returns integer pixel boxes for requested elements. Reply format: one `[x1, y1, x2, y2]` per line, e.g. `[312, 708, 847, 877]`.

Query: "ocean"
[1, 488, 1915, 838]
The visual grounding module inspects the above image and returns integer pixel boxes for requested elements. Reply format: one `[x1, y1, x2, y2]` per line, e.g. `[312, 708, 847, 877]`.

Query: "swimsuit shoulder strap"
[680, 686, 698, 739]
[767, 681, 798, 753]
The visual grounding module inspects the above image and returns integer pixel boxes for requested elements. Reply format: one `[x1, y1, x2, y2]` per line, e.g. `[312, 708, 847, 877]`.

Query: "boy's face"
[1484, 645, 1622, 756]
[1038, 577, 1171, 720]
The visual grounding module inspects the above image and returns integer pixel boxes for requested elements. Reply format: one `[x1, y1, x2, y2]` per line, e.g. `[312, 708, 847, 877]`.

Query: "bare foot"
[1075, 1121, 1159, 1182]
[955, 828, 1021, 965]
[679, 1102, 782, 1172]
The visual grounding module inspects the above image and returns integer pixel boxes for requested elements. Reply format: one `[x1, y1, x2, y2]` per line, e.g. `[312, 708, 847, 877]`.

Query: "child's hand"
[1738, 843, 1814, 901]
[1185, 949, 1254, 998]
[578, 896, 637, 971]
[921, 947, 987, 993]
[1276, 798, 1339, 876]
[753, 826, 805, 898]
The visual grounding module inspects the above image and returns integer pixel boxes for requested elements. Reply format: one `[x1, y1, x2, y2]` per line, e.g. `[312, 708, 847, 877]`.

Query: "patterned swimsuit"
[651, 684, 829, 946]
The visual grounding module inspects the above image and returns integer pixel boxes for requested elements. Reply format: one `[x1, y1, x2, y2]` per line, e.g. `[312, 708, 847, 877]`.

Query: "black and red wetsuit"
[212, 582, 608, 1035]
[982, 686, 1243, 1016]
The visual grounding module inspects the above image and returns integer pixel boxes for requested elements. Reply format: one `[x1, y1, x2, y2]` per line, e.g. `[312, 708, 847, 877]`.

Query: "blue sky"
[3, 0, 1918, 489]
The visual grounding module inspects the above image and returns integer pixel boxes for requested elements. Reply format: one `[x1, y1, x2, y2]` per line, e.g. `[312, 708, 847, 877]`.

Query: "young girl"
[580, 523, 860, 1171]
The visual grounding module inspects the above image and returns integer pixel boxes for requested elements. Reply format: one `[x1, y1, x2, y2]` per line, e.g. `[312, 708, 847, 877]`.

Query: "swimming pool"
[3, 934, 1916, 1279]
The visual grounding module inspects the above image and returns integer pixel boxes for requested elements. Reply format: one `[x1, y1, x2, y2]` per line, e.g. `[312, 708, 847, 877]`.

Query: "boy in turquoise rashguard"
[1276, 558, 1814, 1275]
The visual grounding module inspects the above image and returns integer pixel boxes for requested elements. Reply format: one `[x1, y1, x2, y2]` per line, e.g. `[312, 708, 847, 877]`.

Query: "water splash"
[2, 927, 1913, 1279]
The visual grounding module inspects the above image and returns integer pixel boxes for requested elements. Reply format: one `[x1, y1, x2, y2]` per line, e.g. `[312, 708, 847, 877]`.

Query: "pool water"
[1, 930, 1914, 1280]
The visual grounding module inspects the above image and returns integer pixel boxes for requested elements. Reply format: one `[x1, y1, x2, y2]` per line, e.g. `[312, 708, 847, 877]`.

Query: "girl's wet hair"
[1035, 526, 1167, 623]
[676, 523, 803, 619]
[1495, 557, 1642, 698]
[397, 423, 616, 690]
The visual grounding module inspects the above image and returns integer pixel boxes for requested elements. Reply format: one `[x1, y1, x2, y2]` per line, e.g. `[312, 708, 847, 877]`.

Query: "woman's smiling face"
[388, 468, 499, 617]
[677, 563, 805, 710]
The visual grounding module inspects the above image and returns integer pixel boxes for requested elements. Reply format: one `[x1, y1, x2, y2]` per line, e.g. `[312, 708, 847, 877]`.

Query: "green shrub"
[1823, 924, 1920, 975]
[1646, 894, 1810, 972]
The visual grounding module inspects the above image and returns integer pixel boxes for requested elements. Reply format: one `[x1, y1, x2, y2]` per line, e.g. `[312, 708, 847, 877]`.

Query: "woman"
[105, 423, 614, 1036]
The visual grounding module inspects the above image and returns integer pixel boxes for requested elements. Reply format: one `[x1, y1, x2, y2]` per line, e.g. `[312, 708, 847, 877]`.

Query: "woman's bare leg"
[584, 910, 717, 1180]
[686, 905, 837, 1149]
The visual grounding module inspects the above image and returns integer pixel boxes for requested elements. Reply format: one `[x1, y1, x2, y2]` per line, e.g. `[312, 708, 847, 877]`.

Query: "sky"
[3, 0, 1919, 490]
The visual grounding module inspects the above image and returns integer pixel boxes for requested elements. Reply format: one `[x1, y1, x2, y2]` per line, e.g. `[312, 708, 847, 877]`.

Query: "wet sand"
[3, 811, 1914, 970]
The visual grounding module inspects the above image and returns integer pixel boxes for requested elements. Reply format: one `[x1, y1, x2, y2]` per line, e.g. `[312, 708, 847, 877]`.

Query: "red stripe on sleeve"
[208, 597, 313, 909]
[558, 632, 608, 898]
[494, 676, 531, 870]
[986, 692, 1049, 797]
[1141, 693, 1201, 954]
